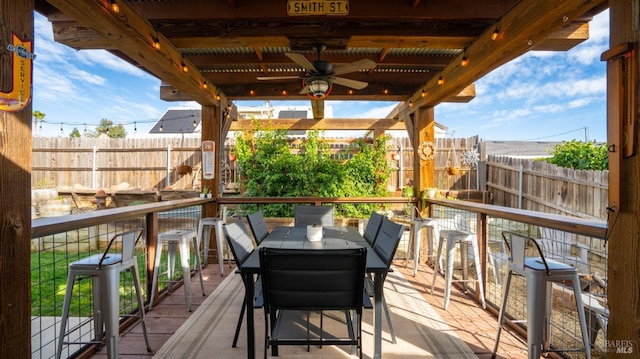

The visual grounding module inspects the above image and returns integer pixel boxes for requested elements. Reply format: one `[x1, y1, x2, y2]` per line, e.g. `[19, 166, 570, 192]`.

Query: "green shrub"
[234, 124, 392, 218]
[541, 140, 608, 170]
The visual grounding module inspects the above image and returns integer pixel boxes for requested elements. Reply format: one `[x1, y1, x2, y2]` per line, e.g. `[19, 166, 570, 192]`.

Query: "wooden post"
[413, 106, 435, 212]
[0, 0, 33, 356]
[201, 104, 221, 263]
[607, 0, 640, 355]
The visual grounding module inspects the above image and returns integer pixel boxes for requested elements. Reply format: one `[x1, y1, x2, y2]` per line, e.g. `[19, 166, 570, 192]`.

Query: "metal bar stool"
[196, 217, 226, 275]
[407, 206, 440, 276]
[149, 229, 205, 312]
[493, 231, 590, 359]
[56, 229, 151, 359]
[430, 214, 486, 310]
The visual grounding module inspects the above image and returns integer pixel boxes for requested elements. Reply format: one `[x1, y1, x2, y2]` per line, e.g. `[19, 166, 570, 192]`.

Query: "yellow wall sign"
[287, 0, 349, 16]
[1, 33, 35, 112]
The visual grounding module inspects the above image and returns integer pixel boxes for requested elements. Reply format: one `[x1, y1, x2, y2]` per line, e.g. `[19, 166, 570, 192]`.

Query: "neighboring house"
[148, 108, 201, 134]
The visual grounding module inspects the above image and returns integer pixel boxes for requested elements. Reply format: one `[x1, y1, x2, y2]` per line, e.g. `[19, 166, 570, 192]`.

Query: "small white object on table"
[306, 225, 323, 241]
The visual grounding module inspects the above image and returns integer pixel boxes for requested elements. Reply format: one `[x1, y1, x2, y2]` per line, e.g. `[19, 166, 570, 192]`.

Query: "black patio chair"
[259, 247, 367, 359]
[247, 210, 270, 246]
[363, 211, 384, 247]
[222, 220, 262, 348]
[293, 205, 334, 227]
[368, 216, 405, 344]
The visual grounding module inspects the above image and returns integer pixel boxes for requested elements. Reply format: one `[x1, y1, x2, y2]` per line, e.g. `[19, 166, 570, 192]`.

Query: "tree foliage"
[87, 118, 127, 138]
[542, 140, 608, 170]
[234, 124, 392, 218]
[69, 128, 81, 138]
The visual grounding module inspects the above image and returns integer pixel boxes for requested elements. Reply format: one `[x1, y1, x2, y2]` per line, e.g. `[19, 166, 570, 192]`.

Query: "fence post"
[518, 164, 524, 209]
[92, 145, 98, 189]
[166, 144, 172, 188]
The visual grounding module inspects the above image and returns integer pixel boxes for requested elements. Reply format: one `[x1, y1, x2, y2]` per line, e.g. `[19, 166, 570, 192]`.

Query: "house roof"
[149, 108, 201, 134]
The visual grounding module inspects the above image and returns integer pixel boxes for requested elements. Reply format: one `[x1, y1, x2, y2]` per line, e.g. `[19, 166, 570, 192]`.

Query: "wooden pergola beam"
[45, 0, 220, 107]
[398, 0, 608, 117]
[229, 118, 406, 131]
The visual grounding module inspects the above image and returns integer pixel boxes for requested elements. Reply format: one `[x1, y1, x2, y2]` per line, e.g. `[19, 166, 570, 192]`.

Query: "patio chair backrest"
[98, 228, 144, 269]
[502, 231, 551, 275]
[247, 210, 269, 245]
[454, 214, 472, 233]
[259, 247, 367, 311]
[363, 211, 384, 247]
[373, 217, 404, 268]
[223, 220, 255, 267]
[293, 205, 334, 227]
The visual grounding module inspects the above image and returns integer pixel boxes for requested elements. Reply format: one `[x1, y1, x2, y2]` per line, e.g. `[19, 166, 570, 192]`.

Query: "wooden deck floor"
[88, 260, 528, 359]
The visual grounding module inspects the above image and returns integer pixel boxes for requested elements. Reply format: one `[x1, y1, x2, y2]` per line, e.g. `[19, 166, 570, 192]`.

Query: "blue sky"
[32, 10, 609, 142]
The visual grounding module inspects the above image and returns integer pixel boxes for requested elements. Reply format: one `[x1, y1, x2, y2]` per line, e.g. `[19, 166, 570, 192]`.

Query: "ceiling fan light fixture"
[307, 78, 331, 99]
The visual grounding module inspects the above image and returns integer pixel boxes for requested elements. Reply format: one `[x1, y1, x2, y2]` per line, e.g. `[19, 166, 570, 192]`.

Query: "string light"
[461, 54, 469, 67]
[60, 124, 64, 134]
[109, 0, 120, 13]
[83, 124, 87, 135]
[192, 115, 197, 127]
[249, 89, 255, 96]
[348, 89, 353, 95]
[383, 88, 389, 95]
[159, 120, 164, 132]
[438, 76, 444, 85]
[202, 80, 208, 89]
[134, 122, 137, 134]
[408, 100, 413, 107]
[181, 61, 188, 73]
[281, 90, 287, 95]
[491, 28, 500, 41]
[421, 89, 427, 97]
[152, 36, 160, 50]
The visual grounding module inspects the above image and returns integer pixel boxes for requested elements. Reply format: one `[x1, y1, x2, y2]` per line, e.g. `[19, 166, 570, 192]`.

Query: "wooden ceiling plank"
[401, 0, 607, 116]
[128, 0, 519, 21]
[45, 0, 219, 106]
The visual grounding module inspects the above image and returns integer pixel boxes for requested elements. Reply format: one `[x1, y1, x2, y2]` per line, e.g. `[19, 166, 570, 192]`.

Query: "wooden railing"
[30, 196, 608, 358]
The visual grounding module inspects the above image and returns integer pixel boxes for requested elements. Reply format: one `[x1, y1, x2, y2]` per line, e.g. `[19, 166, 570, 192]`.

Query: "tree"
[32, 110, 45, 129]
[542, 140, 608, 170]
[69, 128, 81, 138]
[88, 118, 127, 138]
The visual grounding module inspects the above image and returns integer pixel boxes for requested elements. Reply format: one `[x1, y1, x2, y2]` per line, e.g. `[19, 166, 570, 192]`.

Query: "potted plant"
[200, 185, 211, 199]
[426, 187, 438, 198]
[228, 150, 237, 161]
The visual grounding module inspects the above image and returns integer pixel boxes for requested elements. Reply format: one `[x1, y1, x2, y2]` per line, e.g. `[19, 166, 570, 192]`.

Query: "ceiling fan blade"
[285, 52, 318, 72]
[257, 76, 300, 81]
[299, 85, 311, 95]
[332, 77, 369, 90]
[332, 59, 376, 75]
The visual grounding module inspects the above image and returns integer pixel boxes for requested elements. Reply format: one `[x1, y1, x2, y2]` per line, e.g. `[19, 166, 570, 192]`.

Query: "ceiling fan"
[257, 44, 376, 100]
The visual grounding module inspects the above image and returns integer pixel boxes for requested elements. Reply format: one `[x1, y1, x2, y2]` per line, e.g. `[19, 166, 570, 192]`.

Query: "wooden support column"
[201, 105, 220, 218]
[607, 0, 640, 354]
[201, 104, 221, 265]
[413, 106, 435, 213]
[0, 0, 33, 356]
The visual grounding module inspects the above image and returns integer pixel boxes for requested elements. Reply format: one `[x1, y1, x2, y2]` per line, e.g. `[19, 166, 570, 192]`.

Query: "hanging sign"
[202, 140, 215, 180]
[1, 33, 35, 112]
[287, 0, 349, 16]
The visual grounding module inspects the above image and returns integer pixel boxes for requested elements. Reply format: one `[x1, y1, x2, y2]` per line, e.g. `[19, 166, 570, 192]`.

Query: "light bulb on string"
[109, 0, 120, 13]
[134, 122, 137, 134]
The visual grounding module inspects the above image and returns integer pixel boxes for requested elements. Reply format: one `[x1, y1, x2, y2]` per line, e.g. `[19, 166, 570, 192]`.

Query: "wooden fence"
[486, 155, 609, 220]
[32, 136, 480, 193]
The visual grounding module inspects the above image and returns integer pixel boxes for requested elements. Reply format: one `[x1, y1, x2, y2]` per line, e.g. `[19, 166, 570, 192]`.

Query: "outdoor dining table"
[240, 225, 389, 359]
